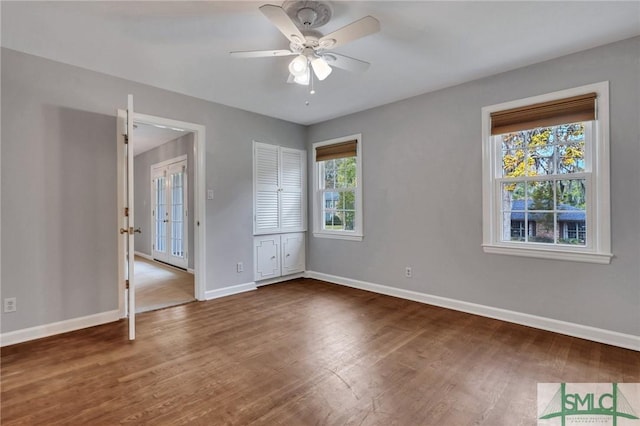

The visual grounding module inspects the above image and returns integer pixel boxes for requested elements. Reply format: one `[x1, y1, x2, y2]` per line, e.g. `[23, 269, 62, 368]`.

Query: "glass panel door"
[168, 164, 187, 267]
[152, 159, 188, 269]
[152, 175, 168, 261]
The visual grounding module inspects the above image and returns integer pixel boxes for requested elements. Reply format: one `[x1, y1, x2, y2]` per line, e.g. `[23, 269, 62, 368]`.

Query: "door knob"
[119, 228, 128, 234]
[133, 227, 142, 234]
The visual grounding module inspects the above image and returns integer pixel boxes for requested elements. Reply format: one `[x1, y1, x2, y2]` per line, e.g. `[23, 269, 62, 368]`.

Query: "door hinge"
[125, 279, 130, 289]
[124, 207, 129, 217]
[124, 134, 129, 144]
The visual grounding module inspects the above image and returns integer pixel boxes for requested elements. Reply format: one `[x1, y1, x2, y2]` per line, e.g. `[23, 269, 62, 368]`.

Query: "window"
[312, 134, 363, 241]
[564, 222, 586, 242]
[482, 82, 611, 263]
[510, 220, 536, 240]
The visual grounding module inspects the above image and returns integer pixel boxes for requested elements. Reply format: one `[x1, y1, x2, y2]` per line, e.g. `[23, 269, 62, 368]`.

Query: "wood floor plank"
[1, 278, 638, 425]
[135, 256, 195, 313]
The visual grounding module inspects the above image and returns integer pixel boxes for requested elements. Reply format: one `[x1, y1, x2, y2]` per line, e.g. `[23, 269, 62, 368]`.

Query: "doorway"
[117, 109, 207, 322]
[133, 127, 195, 313]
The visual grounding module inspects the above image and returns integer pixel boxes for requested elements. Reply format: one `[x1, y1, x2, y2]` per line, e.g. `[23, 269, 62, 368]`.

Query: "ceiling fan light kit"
[294, 71, 310, 86]
[230, 1, 380, 94]
[311, 56, 332, 80]
[288, 54, 308, 76]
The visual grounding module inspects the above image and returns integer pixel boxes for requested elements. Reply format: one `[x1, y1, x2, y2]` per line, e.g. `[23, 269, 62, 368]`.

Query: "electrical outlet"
[405, 267, 412, 278]
[4, 297, 16, 313]
[207, 189, 214, 200]
[237, 262, 244, 273]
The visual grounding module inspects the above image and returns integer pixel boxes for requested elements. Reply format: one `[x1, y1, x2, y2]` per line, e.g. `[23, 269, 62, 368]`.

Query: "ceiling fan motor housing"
[283, 1, 332, 29]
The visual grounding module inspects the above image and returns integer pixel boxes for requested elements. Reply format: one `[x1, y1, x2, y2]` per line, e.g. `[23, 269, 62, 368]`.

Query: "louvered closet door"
[254, 143, 280, 234]
[280, 148, 305, 232]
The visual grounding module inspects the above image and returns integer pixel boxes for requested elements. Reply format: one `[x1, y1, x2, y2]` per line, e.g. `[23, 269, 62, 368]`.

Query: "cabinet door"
[254, 142, 280, 234]
[280, 148, 306, 233]
[281, 233, 305, 275]
[254, 235, 281, 281]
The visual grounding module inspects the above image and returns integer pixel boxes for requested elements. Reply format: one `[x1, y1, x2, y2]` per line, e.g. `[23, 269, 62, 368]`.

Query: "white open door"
[126, 95, 136, 340]
[118, 94, 137, 340]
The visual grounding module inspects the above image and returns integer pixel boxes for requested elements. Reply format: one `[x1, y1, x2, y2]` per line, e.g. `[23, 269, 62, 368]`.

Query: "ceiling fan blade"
[259, 4, 305, 45]
[230, 49, 295, 58]
[322, 53, 370, 73]
[319, 16, 380, 50]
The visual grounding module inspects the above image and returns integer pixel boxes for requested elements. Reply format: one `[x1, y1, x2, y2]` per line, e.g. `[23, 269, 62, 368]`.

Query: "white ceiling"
[2, 1, 639, 125]
[133, 123, 191, 156]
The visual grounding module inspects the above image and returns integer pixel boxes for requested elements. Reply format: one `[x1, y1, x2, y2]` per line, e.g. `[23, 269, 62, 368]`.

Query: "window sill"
[482, 244, 612, 264]
[313, 232, 363, 242]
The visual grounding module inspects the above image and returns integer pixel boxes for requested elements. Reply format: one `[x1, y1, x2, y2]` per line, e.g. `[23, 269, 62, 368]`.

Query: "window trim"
[312, 134, 363, 241]
[481, 82, 612, 264]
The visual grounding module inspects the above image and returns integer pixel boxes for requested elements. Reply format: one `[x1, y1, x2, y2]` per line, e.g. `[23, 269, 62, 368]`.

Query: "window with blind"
[481, 82, 611, 263]
[312, 134, 363, 241]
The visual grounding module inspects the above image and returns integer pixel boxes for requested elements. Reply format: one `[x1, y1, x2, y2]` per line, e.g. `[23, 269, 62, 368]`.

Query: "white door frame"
[118, 112, 207, 318]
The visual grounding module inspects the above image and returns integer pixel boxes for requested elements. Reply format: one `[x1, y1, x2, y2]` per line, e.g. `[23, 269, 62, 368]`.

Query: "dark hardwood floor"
[1, 279, 638, 425]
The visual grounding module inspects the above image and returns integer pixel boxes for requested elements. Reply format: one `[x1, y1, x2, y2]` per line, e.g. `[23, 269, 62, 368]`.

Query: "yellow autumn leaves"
[501, 126, 584, 178]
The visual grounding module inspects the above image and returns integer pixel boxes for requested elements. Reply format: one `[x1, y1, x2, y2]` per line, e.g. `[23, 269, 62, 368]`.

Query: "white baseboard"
[205, 282, 257, 300]
[134, 251, 153, 260]
[256, 272, 305, 287]
[135, 251, 193, 274]
[0, 310, 120, 347]
[306, 271, 640, 352]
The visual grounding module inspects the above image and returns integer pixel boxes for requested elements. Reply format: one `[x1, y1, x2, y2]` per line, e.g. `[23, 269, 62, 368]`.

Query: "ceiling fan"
[230, 1, 380, 91]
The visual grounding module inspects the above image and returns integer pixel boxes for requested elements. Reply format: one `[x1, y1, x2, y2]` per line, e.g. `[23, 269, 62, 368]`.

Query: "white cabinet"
[281, 232, 305, 275]
[254, 233, 305, 282]
[253, 142, 306, 235]
[254, 235, 281, 281]
[253, 142, 306, 283]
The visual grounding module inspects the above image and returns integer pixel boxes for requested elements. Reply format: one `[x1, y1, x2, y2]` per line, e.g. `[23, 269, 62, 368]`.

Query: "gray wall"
[1, 48, 306, 333]
[307, 37, 640, 336]
[134, 134, 195, 269]
[2, 37, 638, 338]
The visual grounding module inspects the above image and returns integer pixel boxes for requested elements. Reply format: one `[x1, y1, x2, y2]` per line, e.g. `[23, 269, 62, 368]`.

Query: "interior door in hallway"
[117, 94, 137, 340]
[152, 157, 188, 269]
